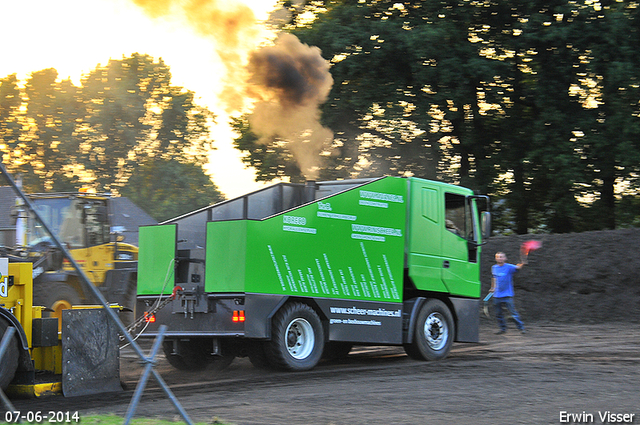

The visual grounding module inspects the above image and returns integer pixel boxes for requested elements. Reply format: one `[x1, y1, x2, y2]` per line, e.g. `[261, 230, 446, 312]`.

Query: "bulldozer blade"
[61, 308, 122, 397]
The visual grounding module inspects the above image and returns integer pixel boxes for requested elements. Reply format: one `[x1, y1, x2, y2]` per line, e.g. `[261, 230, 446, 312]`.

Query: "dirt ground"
[13, 322, 639, 425]
[480, 228, 640, 324]
[10, 228, 640, 424]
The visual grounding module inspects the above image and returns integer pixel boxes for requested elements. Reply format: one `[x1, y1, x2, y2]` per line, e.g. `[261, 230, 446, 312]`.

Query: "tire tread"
[265, 302, 324, 371]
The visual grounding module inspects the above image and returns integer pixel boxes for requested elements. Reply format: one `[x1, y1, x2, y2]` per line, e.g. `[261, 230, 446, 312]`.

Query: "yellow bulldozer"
[1, 258, 121, 397]
[5, 191, 152, 326]
[0, 165, 150, 398]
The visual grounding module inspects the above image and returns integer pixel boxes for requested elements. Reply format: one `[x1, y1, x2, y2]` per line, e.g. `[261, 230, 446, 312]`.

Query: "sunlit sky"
[0, 0, 279, 198]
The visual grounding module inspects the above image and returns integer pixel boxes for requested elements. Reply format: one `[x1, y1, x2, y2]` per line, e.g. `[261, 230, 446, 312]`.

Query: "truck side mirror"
[481, 211, 491, 240]
[467, 195, 491, 244]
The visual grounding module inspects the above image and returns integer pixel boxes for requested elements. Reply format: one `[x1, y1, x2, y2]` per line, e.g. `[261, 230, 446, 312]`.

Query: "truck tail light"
[144, 312, 156, 323]
[232, 310, 245, 323]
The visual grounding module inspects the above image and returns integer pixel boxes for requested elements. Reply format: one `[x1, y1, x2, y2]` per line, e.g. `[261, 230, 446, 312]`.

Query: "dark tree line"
[0, 53, 223, 221]
[2, 3, 638, 232]
[235, 0, 640, 234]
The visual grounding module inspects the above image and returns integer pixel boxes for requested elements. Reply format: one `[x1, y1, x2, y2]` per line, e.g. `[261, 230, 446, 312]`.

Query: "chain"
[123, 286, 183, 337]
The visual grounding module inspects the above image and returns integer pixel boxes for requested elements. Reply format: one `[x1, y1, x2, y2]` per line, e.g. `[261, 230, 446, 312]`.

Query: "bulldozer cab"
[21, 193, 137, 288]
[29, 194, 110, 250]
[20, 193, 139, 326]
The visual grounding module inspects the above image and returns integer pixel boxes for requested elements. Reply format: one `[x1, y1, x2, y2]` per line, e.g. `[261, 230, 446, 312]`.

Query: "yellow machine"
[0, 260, 62, 396]
[1, 259, 121, 397]
[14, 192, 139, 324]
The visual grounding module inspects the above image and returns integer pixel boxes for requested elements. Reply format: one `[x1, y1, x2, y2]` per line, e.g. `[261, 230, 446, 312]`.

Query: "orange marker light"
[144, 312, 156, 323]
[232, 310, 245, 323]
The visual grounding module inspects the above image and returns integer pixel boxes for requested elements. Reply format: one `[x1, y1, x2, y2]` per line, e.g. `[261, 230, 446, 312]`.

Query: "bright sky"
[0, 0, 277, 199]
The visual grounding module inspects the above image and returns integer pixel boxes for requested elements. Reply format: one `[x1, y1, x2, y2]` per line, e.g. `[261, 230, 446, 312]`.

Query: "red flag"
[521, 240, 542, 256]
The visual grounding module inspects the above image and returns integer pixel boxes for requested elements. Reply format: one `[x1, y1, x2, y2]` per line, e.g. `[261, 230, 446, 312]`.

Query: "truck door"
[441, 192, 480, 298]
[406, 182, 448, 293]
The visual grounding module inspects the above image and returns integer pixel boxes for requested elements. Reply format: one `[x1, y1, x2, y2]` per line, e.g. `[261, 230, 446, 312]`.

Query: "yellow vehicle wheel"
[50, 299, 74, 331]
[34, 281, 82, 333]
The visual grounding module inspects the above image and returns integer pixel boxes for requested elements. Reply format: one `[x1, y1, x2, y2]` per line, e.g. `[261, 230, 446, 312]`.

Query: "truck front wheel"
[266, 302, 324, 371]
[404, 299, 455, 361]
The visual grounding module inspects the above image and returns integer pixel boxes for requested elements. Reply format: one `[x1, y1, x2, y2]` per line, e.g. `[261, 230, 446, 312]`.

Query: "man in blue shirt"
[490, 252, 526, 334]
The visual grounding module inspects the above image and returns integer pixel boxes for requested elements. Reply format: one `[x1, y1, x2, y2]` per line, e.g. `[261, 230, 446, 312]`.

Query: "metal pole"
[150, 368, 195, 423]
[0, 326, 19, 417]
[123, 325, 194, 425]
[124, 326, 164, 424]
[0, 162, 193, 424]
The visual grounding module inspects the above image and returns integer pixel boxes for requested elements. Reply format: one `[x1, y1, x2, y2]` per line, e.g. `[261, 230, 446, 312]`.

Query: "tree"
[120, 159, 224, 222]
[0, 74, 22, 172]
[478, 0, 590, 233]
[153, 87, 213, 166]
[575, 2, 640, 229]
[238, 0, 503, 208]
[292, 1, 451, 182]
[79, 53, 215, 193]
[232, 115, 306, 182]
[0, 54, 221, 220]
[247, 0, 640, 233]
[6, 69, 85, 192]
[80, 53, 167, 191]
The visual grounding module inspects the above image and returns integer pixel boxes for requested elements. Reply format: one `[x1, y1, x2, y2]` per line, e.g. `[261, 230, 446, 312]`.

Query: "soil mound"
[481, 228, 640, 323]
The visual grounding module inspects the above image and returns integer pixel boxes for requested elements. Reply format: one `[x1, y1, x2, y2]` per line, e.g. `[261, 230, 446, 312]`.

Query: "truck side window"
[445, 193, 471, 239]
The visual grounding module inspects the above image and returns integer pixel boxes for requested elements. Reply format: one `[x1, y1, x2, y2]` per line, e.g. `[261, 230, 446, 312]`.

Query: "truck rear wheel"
[162, 339, 234, 371]
[0, 318, 19, 390]
[265, 302, 324, 371]
[163, 339, 208, 371]
[247, 341, 271, 369]
[404, 299, 454, 361]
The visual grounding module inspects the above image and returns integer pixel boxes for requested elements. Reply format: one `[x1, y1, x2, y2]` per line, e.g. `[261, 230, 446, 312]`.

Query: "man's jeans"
[494, 296, 525, 331]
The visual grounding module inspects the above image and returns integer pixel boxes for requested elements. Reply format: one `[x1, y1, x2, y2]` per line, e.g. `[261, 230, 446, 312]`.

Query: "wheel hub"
[51, 299, 74, 333]
[285, 318, 314, 360]
[424, 312, 448, 351]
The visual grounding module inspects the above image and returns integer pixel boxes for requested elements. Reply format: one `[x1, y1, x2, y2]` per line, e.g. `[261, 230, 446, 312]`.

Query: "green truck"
[136, 176, 490, 371]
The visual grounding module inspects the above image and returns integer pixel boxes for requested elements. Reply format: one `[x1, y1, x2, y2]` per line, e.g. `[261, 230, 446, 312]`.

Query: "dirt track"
[10, 229, 640, 424]
[12, 322, 640, 425]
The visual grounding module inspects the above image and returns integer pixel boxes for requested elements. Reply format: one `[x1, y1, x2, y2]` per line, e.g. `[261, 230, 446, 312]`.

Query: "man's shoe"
[520, 329, 526, 334]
